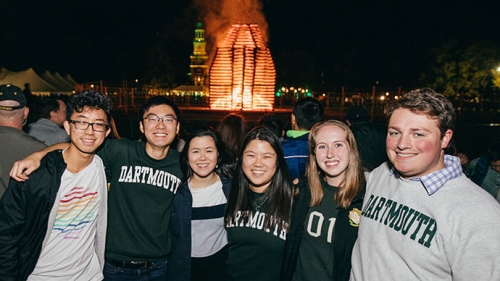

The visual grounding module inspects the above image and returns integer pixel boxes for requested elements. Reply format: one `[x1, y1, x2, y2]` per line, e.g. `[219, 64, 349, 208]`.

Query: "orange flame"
[209, 24, 275, 111]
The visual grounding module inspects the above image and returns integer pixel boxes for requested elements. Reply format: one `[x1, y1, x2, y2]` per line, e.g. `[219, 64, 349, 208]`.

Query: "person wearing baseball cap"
[0, 84, 46, 198]
[0, 84, 28, 111]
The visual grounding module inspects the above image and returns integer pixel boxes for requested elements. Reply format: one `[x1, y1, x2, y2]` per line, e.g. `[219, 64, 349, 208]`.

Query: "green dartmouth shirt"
[225, 191, 287, 281]
[98, 139, 183, 261]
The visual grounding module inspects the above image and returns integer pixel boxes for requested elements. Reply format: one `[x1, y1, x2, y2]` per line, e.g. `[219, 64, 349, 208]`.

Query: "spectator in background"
[469, 141, 500, 200]
[0, 84, 46, 198]
[345, 105, 388, 171]
[27, 96, 70, 145]
[107, 116, 121, 140]
[259, 113, 285, 141]
[22, 83, 32, 103]
[444, 139, 470, 177]
[216, 113, 249, 161]
[282, 97, 324, 181]
[22, 83, 37, 124]
[350, 88, 500, 280]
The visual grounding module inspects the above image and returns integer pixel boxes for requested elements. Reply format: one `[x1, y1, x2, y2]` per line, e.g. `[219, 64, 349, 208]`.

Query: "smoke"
[193, 0, 269, 47]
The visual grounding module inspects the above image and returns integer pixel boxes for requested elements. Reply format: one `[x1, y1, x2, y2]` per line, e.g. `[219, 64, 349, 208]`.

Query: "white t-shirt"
[189, 179, 228, 257]
[28, 156, 104, 281]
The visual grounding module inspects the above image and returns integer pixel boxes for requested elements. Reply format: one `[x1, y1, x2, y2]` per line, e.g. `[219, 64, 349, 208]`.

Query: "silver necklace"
[252, 194, 269, 211]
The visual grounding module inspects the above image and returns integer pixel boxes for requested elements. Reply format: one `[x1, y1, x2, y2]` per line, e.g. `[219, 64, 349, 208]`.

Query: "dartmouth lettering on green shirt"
[225, 192, 287, 281]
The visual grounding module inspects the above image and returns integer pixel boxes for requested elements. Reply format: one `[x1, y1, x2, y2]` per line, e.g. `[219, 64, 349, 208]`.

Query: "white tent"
[40, 71, 74, 92]
[0, 68, 56, 95]
[53, 72, 76, 91]
[0, 68, 77, 95]
[64, 74, 78, 86]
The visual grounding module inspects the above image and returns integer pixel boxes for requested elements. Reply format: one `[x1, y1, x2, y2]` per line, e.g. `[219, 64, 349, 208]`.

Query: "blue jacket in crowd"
[282, 133, 310, 180]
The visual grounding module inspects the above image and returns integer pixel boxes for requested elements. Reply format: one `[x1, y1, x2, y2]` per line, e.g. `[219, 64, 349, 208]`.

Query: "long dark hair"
[216, 113, 249, 160]
[225, 126, 293, 231]
[180, 127, 233, 180]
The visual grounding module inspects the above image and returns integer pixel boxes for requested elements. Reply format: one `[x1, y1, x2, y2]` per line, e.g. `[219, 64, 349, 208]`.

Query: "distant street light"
[493, 66, 500, 89]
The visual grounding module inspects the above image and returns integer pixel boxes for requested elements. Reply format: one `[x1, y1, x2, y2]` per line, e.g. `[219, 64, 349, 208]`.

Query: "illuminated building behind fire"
[209, 24, 276, 111]
[171, 22, 209, 102]
[190, 22, 209, 86]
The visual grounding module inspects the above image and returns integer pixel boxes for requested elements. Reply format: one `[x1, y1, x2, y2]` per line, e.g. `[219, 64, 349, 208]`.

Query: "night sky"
[1, 0, 499, 89]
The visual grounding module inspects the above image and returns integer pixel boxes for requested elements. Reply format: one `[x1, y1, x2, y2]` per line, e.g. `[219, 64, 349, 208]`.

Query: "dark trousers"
[103, 259, 168, 281]
[191, 245, 228, 281]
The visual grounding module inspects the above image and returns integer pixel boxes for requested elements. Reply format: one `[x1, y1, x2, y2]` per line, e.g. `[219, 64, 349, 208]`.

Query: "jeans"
[103, 259, 168, 281]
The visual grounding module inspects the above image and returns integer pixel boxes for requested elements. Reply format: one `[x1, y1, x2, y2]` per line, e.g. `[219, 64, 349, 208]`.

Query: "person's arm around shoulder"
[10, 142, 70, 181]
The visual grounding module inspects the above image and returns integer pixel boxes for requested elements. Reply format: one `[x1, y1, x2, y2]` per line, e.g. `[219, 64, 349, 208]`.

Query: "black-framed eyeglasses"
[69, 120, 109, 132]
[143, 115, 177, 124]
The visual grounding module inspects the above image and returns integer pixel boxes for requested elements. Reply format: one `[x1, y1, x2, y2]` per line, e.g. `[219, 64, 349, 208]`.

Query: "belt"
[107, 258, 155, 269]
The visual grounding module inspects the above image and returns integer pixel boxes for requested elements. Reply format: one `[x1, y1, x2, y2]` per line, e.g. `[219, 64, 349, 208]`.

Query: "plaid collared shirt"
[391, 154, 463, 196]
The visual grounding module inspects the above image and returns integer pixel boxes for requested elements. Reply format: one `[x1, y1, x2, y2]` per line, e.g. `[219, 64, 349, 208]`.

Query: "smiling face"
[188, 136, 219, 180]
[386, 108, 452, 178]
[139, 104, 180, 150]
[314, 124, 350, 186]
[64, 106, 110, 155]
[242, 139, 277, 193]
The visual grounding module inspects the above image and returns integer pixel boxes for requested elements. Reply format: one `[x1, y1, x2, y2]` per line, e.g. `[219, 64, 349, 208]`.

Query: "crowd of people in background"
[0, 83, 499, 281]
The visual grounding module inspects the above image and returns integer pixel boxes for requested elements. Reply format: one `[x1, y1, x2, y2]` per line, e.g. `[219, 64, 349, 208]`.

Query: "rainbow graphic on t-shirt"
[52, 186, 99, 239]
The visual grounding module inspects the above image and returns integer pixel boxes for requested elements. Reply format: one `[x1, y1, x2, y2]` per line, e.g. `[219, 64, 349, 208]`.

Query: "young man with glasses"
[10, 96, 184, 280]
[0, 90, 112, 280]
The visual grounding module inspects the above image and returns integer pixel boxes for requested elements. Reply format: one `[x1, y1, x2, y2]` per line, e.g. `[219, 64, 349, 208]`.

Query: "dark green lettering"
[385, 202, 403, 227]
[379, 200, 393, 223]
[401, 210, 420, 235]
[363, 195, 378, 218]
[370, 197, 387, 220]
[418, 218, 437, 248]
[393, 206, 410, 231]
[362, 194, 375, 215]
[410, 213, 430, 241]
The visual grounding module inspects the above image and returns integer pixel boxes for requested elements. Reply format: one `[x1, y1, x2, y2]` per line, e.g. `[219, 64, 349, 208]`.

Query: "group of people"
[0, 83, 500, 281]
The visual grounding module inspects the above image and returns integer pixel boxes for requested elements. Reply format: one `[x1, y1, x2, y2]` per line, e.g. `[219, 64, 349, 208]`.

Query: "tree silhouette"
[420, 40, 500, 100]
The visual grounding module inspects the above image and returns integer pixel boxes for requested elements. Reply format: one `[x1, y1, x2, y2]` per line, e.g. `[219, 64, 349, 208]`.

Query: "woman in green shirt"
[282, 120, 366, 281]
[225, 126, 294, 281]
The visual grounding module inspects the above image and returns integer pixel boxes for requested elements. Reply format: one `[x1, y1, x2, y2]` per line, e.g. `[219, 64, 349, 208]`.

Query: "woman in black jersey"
[224, 126, 294, 281]
[282, 120, 366, 281]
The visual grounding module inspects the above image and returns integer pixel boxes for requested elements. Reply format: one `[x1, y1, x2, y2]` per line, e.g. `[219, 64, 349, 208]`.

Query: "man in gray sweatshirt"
[350, 88, 500, 280]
